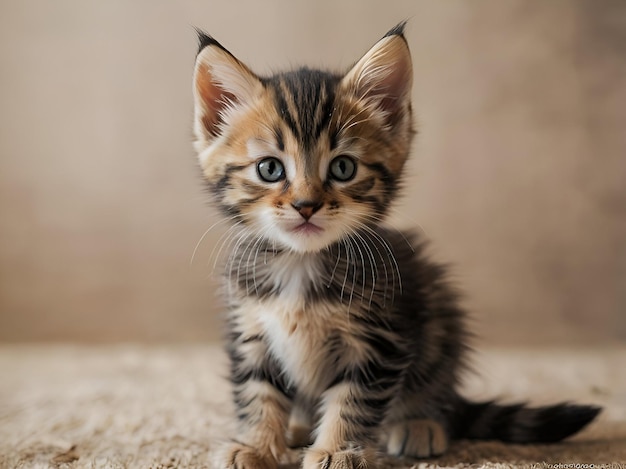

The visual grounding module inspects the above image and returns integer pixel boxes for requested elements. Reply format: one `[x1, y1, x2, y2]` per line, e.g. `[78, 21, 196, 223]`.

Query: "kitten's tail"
[451, 398, 601, 443]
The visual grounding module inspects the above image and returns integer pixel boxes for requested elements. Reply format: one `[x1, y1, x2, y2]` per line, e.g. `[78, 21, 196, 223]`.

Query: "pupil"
[339, 161, 346, 173]
[268, 161, 275, 174]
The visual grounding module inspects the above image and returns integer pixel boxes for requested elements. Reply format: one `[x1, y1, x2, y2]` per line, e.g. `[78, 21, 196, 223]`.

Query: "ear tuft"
[383, 21, 408, 39]
[195, 28, 229, 56]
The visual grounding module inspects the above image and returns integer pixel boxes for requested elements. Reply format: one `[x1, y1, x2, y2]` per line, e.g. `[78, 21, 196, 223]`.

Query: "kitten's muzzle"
[291, 200, 323, 221]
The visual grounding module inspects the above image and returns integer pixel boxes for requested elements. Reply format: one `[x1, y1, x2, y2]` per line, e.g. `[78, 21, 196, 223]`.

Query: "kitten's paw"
[285, 423, 312, 448]
[220, 443, 278, 469]
[385, 419, 448, 458]
[302, 447, 377, 469]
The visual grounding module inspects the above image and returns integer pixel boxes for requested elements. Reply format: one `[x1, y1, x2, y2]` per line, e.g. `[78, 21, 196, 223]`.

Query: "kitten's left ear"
[192, 31, 263, 152]
[341, 23, 413, 126]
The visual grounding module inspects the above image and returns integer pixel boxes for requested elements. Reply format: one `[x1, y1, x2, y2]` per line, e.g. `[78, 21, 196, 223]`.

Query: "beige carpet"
[1, 344, 625, 469]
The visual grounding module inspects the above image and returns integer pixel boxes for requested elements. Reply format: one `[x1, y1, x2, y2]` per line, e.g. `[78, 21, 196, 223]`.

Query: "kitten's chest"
[229, 250, 369, 395]
[258, 299, 352, 396]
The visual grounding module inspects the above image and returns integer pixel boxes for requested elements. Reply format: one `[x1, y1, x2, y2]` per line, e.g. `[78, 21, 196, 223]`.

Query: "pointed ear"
[341, 24, 413, 126]
[192, 32, 263, 149]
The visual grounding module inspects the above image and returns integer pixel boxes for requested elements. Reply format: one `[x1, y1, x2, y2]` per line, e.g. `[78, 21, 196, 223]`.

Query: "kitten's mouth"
[291, 222, 324, 235]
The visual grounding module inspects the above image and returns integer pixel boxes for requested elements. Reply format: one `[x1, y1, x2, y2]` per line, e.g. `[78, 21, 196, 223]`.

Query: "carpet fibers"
[1, 345, 625, 469]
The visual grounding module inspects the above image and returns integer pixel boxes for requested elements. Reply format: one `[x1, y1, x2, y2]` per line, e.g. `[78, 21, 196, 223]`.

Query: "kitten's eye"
[257, 157, 285, 182]
[329, 156, 356, 182]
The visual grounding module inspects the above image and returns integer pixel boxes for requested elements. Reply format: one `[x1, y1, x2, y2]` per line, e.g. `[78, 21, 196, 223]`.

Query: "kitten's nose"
[291, 200, 323, 221]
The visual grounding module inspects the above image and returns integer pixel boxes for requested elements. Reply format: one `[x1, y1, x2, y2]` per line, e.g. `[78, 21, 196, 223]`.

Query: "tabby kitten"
[192, 24, 600, 469]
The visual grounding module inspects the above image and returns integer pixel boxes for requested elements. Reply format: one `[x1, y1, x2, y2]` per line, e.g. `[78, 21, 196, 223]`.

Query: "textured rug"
[1, 344, 625, 469]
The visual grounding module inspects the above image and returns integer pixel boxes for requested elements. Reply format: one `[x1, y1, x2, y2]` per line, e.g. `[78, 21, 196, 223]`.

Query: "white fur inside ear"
[342, 35, 413, 114]
[195, 46, 261, 103]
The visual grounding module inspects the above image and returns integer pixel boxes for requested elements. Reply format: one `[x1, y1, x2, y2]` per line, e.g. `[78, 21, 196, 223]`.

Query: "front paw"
[220, 443, 278, 469]
[385, 419, 448, 459]
[302, 447, 377, 469]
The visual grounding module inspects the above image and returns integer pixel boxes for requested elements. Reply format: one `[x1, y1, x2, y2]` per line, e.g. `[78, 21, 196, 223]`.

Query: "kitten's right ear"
[341, 23, 413, 128]
[193, 31, 262, 150]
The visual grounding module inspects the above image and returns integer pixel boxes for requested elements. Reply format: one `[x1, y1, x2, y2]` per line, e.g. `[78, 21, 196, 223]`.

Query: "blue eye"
[257, 157, 285, 182]
[329, 156, 356, 182]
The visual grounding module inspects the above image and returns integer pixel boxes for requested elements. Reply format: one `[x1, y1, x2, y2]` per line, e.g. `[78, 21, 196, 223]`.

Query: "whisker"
[328, 241, 343, 288]
[236, 232, 258, 294]
[340, 239, 352, 305]
[350, 222, 391, 306]
[344, 237, 358, 313]
[352, 218, 403, 300]
[227, 230, 253, 297]
[211, 221, 245, 272]
[350, 229, 378, 309]
[359, 210, 420, 253]
[250, 226, 274, 295]
[190, 214, 242, 266]
[219, 224, 248, 273]
[349, 233, 368, 304]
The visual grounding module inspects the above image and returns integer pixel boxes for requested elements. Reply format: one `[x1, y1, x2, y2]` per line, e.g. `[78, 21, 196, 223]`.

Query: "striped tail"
[452, 399, 602, 443]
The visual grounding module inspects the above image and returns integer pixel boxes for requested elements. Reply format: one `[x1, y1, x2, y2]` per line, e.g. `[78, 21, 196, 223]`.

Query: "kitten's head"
[192, 24, 414, 253]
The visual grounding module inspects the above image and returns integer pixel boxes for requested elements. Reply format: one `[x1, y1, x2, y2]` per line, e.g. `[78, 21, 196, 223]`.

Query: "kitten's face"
[193, 26, 414, 253]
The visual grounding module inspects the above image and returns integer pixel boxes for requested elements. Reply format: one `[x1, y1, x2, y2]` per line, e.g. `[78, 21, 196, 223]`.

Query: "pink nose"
[291, 200, 323, 220]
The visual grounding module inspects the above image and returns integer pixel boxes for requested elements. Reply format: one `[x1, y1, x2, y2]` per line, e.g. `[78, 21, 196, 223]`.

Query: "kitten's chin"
[272, 223, 339, 254]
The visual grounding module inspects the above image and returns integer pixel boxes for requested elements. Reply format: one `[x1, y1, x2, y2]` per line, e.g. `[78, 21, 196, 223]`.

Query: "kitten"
[191, 23, 600, 469]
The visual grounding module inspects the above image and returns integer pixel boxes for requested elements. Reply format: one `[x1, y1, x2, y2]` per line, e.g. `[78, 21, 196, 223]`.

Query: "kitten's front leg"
[302, 356, 404, 469]
[222, 336, 291, 469]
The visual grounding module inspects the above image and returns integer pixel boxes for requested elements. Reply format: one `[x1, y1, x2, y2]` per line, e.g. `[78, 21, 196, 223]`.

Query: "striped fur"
[192, 24, 600, 469]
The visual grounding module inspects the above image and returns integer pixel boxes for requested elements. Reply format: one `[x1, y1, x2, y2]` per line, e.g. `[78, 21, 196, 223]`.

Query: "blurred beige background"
[0, 0, 624, 345]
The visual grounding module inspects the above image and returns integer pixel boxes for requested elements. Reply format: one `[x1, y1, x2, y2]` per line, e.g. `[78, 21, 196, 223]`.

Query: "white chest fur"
[259, 300, 340, 396]
[260, 254, 334, 395]
[232, 252, 371, 398]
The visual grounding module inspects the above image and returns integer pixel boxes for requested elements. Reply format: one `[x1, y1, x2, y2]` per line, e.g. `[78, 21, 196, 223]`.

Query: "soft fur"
[191, 23, 600, 469]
